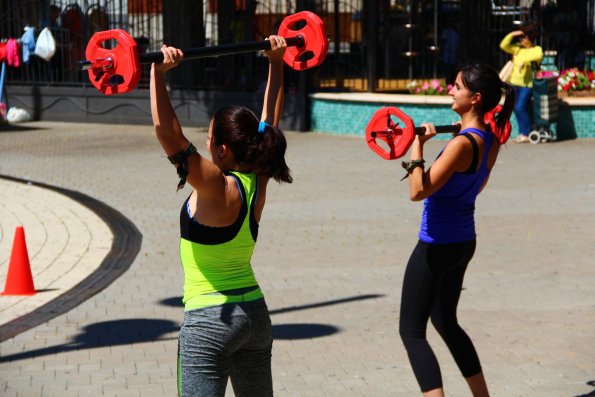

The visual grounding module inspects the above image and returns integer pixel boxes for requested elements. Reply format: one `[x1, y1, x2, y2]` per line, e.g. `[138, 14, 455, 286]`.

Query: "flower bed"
[406, 79, 452, 95]
[536, 69, 595, 97]
[406, 71, 595, 98]
[557, 69, 595, 97]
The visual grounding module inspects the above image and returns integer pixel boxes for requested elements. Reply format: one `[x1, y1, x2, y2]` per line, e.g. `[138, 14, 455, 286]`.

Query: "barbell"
[79, 11, 328, 95]
[366, 106, 512, 160]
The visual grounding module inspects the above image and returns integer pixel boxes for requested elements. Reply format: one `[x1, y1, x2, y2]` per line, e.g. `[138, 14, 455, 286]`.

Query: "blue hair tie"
[258, 121, 268, 134]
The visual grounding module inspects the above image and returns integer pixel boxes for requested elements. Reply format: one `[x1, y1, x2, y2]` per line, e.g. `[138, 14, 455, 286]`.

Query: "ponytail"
[212, 106, 293, 184]
[497, 81, 516, 132]
[256, 123, 293, 184]
[460, 63, 516, 138]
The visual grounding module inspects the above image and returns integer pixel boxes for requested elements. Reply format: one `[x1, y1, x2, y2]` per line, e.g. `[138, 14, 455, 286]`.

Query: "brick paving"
[0, 121, 594, 396]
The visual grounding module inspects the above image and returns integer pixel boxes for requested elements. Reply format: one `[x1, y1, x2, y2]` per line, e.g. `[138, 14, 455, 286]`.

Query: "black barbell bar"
[80, 36, 305, 70]
[370, 123, 460, 138]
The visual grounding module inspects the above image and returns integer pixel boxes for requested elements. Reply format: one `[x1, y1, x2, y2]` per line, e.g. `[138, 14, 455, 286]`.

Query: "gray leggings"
[178, 298, 273, 397]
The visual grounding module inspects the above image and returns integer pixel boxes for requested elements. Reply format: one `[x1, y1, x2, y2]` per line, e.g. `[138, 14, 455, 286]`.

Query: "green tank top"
[179, 171, 263, 311]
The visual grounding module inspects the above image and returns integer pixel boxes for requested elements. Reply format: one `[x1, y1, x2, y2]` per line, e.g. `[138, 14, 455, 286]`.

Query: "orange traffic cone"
[1, 226, 36, 296]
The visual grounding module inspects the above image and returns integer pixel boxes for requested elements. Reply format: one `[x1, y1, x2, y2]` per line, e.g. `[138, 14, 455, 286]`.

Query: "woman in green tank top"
[150, 35, 292, 397]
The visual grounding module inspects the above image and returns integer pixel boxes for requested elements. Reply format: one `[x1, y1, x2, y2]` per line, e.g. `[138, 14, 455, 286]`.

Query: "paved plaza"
[0, 121, 594, 396]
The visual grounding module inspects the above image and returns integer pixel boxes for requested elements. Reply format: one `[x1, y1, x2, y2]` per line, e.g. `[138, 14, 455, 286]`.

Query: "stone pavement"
[0, 178, 112, 327]
[0, 121, 594, 397]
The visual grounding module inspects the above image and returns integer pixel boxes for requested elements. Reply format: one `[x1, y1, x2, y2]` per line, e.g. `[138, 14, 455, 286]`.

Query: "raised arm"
[150, 45, 226, 198]
[261, 35, 287, 127]
[499, 31, 521, 55]
[150, 45, 188, 156]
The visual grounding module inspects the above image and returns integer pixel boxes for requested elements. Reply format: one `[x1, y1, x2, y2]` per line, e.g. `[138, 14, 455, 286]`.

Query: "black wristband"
[167, 143, 197, 191]
[400, 159, 425, 181]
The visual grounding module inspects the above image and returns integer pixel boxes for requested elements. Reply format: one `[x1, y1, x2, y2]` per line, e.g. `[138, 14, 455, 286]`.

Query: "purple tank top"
[419, 128, 494, 244]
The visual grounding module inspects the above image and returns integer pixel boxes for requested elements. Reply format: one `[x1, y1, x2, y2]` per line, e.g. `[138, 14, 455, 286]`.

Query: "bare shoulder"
[487, 137, 500, 170]
[197, 173, 241, 210]
[259, 175, 271, 190]
[444, 134, 474, 156]
[437, 134, 477, 173]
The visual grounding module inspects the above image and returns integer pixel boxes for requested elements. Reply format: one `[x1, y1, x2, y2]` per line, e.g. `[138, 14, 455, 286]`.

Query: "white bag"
[6, 107, 31, 123]
[34, 27, 56, 61]
[499, 60, 514, 82]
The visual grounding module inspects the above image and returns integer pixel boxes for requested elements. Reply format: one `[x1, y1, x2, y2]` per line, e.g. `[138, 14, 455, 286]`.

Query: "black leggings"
[399, 240, 482, 392]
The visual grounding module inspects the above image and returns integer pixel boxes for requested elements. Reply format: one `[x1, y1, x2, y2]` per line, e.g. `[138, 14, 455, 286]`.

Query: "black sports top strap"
[179, 173, 248, 245]
[460, 133, 479, 174]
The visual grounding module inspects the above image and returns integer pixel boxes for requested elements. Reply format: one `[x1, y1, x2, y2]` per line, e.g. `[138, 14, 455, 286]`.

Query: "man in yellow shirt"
[500, 22, 543, 143]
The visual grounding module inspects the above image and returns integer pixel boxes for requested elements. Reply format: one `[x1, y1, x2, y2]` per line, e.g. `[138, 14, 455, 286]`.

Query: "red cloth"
[0, 43, 7, 62]
[0, 39, 21, 67]
[6, 38, 20, 67]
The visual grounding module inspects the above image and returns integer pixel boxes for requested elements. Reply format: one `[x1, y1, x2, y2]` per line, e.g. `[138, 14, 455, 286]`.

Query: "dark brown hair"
[460, 63, 516, 132]
[212, 106, 292, 184]
[520, 21, 539, 42]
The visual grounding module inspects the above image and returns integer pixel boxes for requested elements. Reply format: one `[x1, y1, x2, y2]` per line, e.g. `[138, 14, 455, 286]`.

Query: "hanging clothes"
[6, 38, 20, 67]
[0, 42, 6, 63]
[21, 26, 36, 63]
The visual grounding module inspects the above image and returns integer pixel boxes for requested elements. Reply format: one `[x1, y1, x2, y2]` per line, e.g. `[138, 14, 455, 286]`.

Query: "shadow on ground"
[574, 380, 595, 397]
[0, 124, 46, 133]
[273, 323, 339, 339]
[160, 293, 384, 340]
[159, 293, 384, 314]
[0, 319, 179, 363]
[0, 294, 385, 361]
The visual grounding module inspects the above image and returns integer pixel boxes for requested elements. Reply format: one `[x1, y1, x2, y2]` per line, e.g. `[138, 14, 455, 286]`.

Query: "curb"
[0, 175, 142, 342]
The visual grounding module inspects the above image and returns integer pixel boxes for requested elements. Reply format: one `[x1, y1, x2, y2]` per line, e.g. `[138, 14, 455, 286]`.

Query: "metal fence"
[1, 0, 594, 93]
[0, 0, 164, 86]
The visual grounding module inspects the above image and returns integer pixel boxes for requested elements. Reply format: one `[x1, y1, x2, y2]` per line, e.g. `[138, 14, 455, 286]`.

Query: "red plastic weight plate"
[277, 11, 328, 71]
[85, 29, 141, 95]
[484, 105, 512, 144]
[365, 107, 415, 160]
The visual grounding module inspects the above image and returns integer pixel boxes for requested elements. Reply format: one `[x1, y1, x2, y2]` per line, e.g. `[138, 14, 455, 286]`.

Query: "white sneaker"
[513, 135, 530, 143]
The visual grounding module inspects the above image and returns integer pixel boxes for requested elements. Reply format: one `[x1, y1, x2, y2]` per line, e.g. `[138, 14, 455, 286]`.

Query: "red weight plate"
[85, 29, 141, 95]
[365, 107, 415, 160]
[278, 11, 328, 71]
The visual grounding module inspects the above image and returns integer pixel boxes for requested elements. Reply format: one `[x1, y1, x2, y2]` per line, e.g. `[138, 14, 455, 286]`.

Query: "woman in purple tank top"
[398, 64, 516, 397]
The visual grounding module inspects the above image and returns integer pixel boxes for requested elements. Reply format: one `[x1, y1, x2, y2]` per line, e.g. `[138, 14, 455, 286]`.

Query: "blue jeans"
[514, 86, 533, 135]
[178, 298, 273, 397]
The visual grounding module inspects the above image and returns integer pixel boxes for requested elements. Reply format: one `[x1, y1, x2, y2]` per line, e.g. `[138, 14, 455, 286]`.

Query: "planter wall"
[310, 93, 595, 140]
